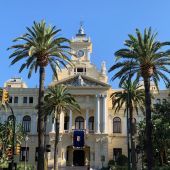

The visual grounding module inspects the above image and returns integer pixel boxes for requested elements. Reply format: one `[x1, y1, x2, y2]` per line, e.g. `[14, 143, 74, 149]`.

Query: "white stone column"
[51, 118, 55, 132]
[95, 95, 100, 133]
[102, 94, 107, 133]
[31, 114, 36, 134]
[69, 110, 72, 132]
[86, 108, 89, 133]
[60, 111, 64, 133]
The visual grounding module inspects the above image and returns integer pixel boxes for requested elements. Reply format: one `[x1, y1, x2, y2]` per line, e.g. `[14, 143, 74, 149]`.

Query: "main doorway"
[73, 150, 85, 166]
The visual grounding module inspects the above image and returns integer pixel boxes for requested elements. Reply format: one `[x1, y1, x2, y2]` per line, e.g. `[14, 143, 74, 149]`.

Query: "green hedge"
[17, 163, 36, 170]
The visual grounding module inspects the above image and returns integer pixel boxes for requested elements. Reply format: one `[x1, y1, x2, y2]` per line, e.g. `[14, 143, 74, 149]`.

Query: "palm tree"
[109, 27, 170, 169]
[43, 84, 80, 170]
[7, 20, 73, 170]
[111, 80, 145, 170]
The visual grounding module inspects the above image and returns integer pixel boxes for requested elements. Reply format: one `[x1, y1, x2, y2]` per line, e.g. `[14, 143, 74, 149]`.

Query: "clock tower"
[70, 24, 92, 62]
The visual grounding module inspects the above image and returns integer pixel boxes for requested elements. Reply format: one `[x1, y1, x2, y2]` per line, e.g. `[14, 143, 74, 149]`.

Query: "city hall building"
[0, 26, 169, 169]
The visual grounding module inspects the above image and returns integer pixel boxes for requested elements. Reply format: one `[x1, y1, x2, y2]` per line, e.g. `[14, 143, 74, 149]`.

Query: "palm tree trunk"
[54, 117, 60, 170]
[159, 149, 164, 166]
[38, 67, 45, 170]
[143, 78, 153, 170]
[129, 103, 137, 170]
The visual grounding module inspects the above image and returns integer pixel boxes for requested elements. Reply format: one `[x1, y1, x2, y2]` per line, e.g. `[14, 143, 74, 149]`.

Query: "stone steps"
[59, 166, 88, 170]
[48, 166, 89, 170]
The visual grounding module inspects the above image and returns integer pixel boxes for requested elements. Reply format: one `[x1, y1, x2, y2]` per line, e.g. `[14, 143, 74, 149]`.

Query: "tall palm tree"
[111, 80, 145, 170]
[109, 27, 170, 169]
[7, 20, 73, 170]
[43, 84, 80, 170]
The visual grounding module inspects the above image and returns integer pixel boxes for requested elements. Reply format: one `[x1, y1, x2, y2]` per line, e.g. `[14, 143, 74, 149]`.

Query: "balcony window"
[113, 148, 122, 161]
[22, 115, 31, 132]
[75, 116, 84, 129]
[113, 117, 121, 133]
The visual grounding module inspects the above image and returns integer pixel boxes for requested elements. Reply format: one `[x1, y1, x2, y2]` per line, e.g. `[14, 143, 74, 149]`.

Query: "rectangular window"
[113, 148, 122, 161]
[64, 121, 69, 131]
[74, 67, 86, 74]
[23, 97, 27, 104]
[14, 97, 18, 103]
[9, 96, 13, 103]
[29, 97, 33, 104]
[77, 68, 84, 72]
[20, 147, 29, 161]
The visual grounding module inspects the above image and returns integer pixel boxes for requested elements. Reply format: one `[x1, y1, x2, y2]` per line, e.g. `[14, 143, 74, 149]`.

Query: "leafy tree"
[8, 20, 73, 170]
[111, 80, 145, 170]
[109, 27, 170, 169]
[43, 84, 80, 170]
[0, 121, 24, 165]
[138, 102, 170, 167]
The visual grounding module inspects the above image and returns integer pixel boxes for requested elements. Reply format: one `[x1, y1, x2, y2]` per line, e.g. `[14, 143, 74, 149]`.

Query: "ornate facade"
[0, 26, 169, 169]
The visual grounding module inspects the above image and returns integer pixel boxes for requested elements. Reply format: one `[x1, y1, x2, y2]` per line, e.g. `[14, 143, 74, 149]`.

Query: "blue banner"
[73, 130, 84, 148]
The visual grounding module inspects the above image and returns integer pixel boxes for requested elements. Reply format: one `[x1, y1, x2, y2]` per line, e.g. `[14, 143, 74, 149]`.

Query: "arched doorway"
[73, 150, 85, 166]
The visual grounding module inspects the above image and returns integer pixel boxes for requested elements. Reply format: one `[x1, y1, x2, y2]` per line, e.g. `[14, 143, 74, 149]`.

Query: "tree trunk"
[159, 149, 164, 166]
[129, 103, 137, 170]
[54, 117, 60, 170]
[38, 67, 45, 170]
[143, 78, 153, 170]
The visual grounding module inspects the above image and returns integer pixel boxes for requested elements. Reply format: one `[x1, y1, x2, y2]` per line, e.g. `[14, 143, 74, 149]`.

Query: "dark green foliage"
[111, 80, 145, 114]
[138, 102, 170, 167]
[100, 167, 109, 170]
[116, 155, 128, 166]
[108, 159, 115, 166]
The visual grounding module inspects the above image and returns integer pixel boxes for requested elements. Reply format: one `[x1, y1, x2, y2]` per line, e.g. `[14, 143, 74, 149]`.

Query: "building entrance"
[73, 150, 85, 166]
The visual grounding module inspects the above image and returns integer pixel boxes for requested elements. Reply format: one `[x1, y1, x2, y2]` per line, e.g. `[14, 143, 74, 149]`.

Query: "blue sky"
[1, 0, 170, 89]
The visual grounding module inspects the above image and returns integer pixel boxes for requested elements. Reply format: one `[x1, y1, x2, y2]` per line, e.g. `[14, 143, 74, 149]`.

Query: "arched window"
[22, 115, 31, 132]
[75, 116, 84, 129]
[7, 115, 16, 122]
[64, 116, 69, 130]
[113, 117, 121, 133]
[88, 116, 94, 132]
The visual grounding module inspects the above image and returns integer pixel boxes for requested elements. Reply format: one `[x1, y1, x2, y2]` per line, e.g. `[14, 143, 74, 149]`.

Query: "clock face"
[77, 50, 84, 57]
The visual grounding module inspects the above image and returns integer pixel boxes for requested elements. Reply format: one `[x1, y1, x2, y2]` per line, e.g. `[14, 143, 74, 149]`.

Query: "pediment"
[54, 74, 110, 88]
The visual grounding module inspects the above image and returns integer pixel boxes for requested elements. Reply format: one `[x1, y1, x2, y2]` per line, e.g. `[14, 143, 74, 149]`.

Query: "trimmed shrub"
[108, 159, 115, 167]
[116, 155, 128, 166]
